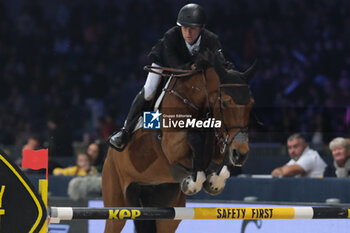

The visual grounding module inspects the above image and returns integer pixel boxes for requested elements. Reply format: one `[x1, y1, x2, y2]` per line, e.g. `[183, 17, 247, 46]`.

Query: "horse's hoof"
[203, 166, 230, 195]
[181, 171, 206, 195]
[203, 175, 224, 196]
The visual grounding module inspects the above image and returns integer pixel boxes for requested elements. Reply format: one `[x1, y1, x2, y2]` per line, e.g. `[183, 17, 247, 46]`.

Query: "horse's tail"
[126, 182, 183, 233]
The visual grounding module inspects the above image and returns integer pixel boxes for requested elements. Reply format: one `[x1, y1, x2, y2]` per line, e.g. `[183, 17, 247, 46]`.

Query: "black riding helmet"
[176, 3, 206, 27]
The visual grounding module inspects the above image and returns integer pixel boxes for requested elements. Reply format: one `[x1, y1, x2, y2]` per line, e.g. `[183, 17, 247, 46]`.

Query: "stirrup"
[108, 131, 129, 152]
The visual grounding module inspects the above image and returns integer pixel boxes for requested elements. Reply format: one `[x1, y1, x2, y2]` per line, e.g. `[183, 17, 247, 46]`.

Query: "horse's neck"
[159, 67, 220, 115]
[204, 67, 221, 92]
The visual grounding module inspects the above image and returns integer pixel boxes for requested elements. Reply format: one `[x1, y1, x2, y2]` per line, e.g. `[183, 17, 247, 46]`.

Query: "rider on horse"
[109, 3, 234, 151]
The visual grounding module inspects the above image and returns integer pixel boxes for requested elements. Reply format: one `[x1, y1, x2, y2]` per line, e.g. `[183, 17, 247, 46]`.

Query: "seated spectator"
[68, 176, 102, 201]
[53, 153, 98, 176]
[271, 133, 327, 177]
[16, 135, 42, 167]
[22, 135, 42, 150]
[324, 137, 350, 177]
[86, 140, 106, 173]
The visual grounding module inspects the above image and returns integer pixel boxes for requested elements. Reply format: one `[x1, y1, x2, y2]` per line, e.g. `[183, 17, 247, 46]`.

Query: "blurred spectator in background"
[96, 115, 118, 142]
[68, 175, 102, 201]
[53, 152, 98, 176]
[324, 137, 350, 177]
[16, 135, 42, 167]
[86, 140, 106, 173]
[271, 133, 327, 177]
[22, 135, 42, 150]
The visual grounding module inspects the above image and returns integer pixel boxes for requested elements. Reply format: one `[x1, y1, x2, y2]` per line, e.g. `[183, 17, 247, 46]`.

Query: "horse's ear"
[243, 59, 258, 83]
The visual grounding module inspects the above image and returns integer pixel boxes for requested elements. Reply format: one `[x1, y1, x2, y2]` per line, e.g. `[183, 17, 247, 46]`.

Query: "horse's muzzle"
[229, 148, 248, 167]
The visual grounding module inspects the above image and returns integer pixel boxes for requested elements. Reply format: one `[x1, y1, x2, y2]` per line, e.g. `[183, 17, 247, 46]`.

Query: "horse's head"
[209, 58, 257, 167]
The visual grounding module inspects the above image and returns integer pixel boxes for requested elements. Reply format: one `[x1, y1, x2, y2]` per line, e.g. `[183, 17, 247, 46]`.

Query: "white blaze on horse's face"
[181, 26, 201, 45]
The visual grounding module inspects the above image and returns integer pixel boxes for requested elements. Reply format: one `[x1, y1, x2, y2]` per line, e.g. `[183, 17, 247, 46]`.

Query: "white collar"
[334, 158, 350, 177]
[185, 35, 201, 56]
[334, 158, 350, 170]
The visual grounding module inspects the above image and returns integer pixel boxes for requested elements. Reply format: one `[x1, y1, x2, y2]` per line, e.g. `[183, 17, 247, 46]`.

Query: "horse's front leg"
[181, 130, 206, 195]
[203, 151, 231, 195]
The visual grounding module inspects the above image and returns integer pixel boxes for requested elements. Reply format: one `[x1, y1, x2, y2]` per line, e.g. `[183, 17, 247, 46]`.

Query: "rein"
[163, 75, 199, 111]
[144, 65, 199, 78]
[144, 65, 202, 110]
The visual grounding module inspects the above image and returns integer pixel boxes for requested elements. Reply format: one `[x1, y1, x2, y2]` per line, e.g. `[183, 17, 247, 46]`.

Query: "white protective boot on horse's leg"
[181, 171, 206, 195]
[203, 165, 230, 195]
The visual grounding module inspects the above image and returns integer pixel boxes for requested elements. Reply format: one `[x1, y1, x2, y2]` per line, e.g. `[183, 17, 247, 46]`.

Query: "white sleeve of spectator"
[286, 159, 295, 166]
[295, 153, 315, 172]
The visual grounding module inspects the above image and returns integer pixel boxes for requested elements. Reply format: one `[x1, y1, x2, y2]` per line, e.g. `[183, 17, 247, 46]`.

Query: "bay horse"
[102, 51, 257, 233]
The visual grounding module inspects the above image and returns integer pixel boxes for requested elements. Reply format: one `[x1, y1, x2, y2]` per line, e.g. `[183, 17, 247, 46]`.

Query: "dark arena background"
[0, 0, 350, 232]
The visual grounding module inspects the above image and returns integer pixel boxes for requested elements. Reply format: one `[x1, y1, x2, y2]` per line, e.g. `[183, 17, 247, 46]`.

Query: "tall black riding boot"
[109, 89, 147, 151]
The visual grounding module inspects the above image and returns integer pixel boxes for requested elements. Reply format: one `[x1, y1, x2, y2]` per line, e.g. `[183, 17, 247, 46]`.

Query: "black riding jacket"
[148, 26, 222, 69]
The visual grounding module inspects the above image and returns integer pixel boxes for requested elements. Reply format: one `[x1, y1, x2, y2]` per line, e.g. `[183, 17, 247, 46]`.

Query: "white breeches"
[143, 63, 162, 101]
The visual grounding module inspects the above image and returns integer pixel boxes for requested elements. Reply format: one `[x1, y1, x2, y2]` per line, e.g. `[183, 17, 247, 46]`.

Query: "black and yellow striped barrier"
[50, 206, 350, 222]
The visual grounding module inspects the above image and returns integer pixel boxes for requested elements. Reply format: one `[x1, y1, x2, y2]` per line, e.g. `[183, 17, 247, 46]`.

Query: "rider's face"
[181, 26, 201, 45]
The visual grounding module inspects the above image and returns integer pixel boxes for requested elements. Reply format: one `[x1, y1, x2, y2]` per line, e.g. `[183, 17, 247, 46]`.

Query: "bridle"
[215, 83, 250, 154]
[144, 65, 251, 154]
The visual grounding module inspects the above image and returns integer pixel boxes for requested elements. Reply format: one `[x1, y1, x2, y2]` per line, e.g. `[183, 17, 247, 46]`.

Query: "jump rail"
[50, 206, 350, 221]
